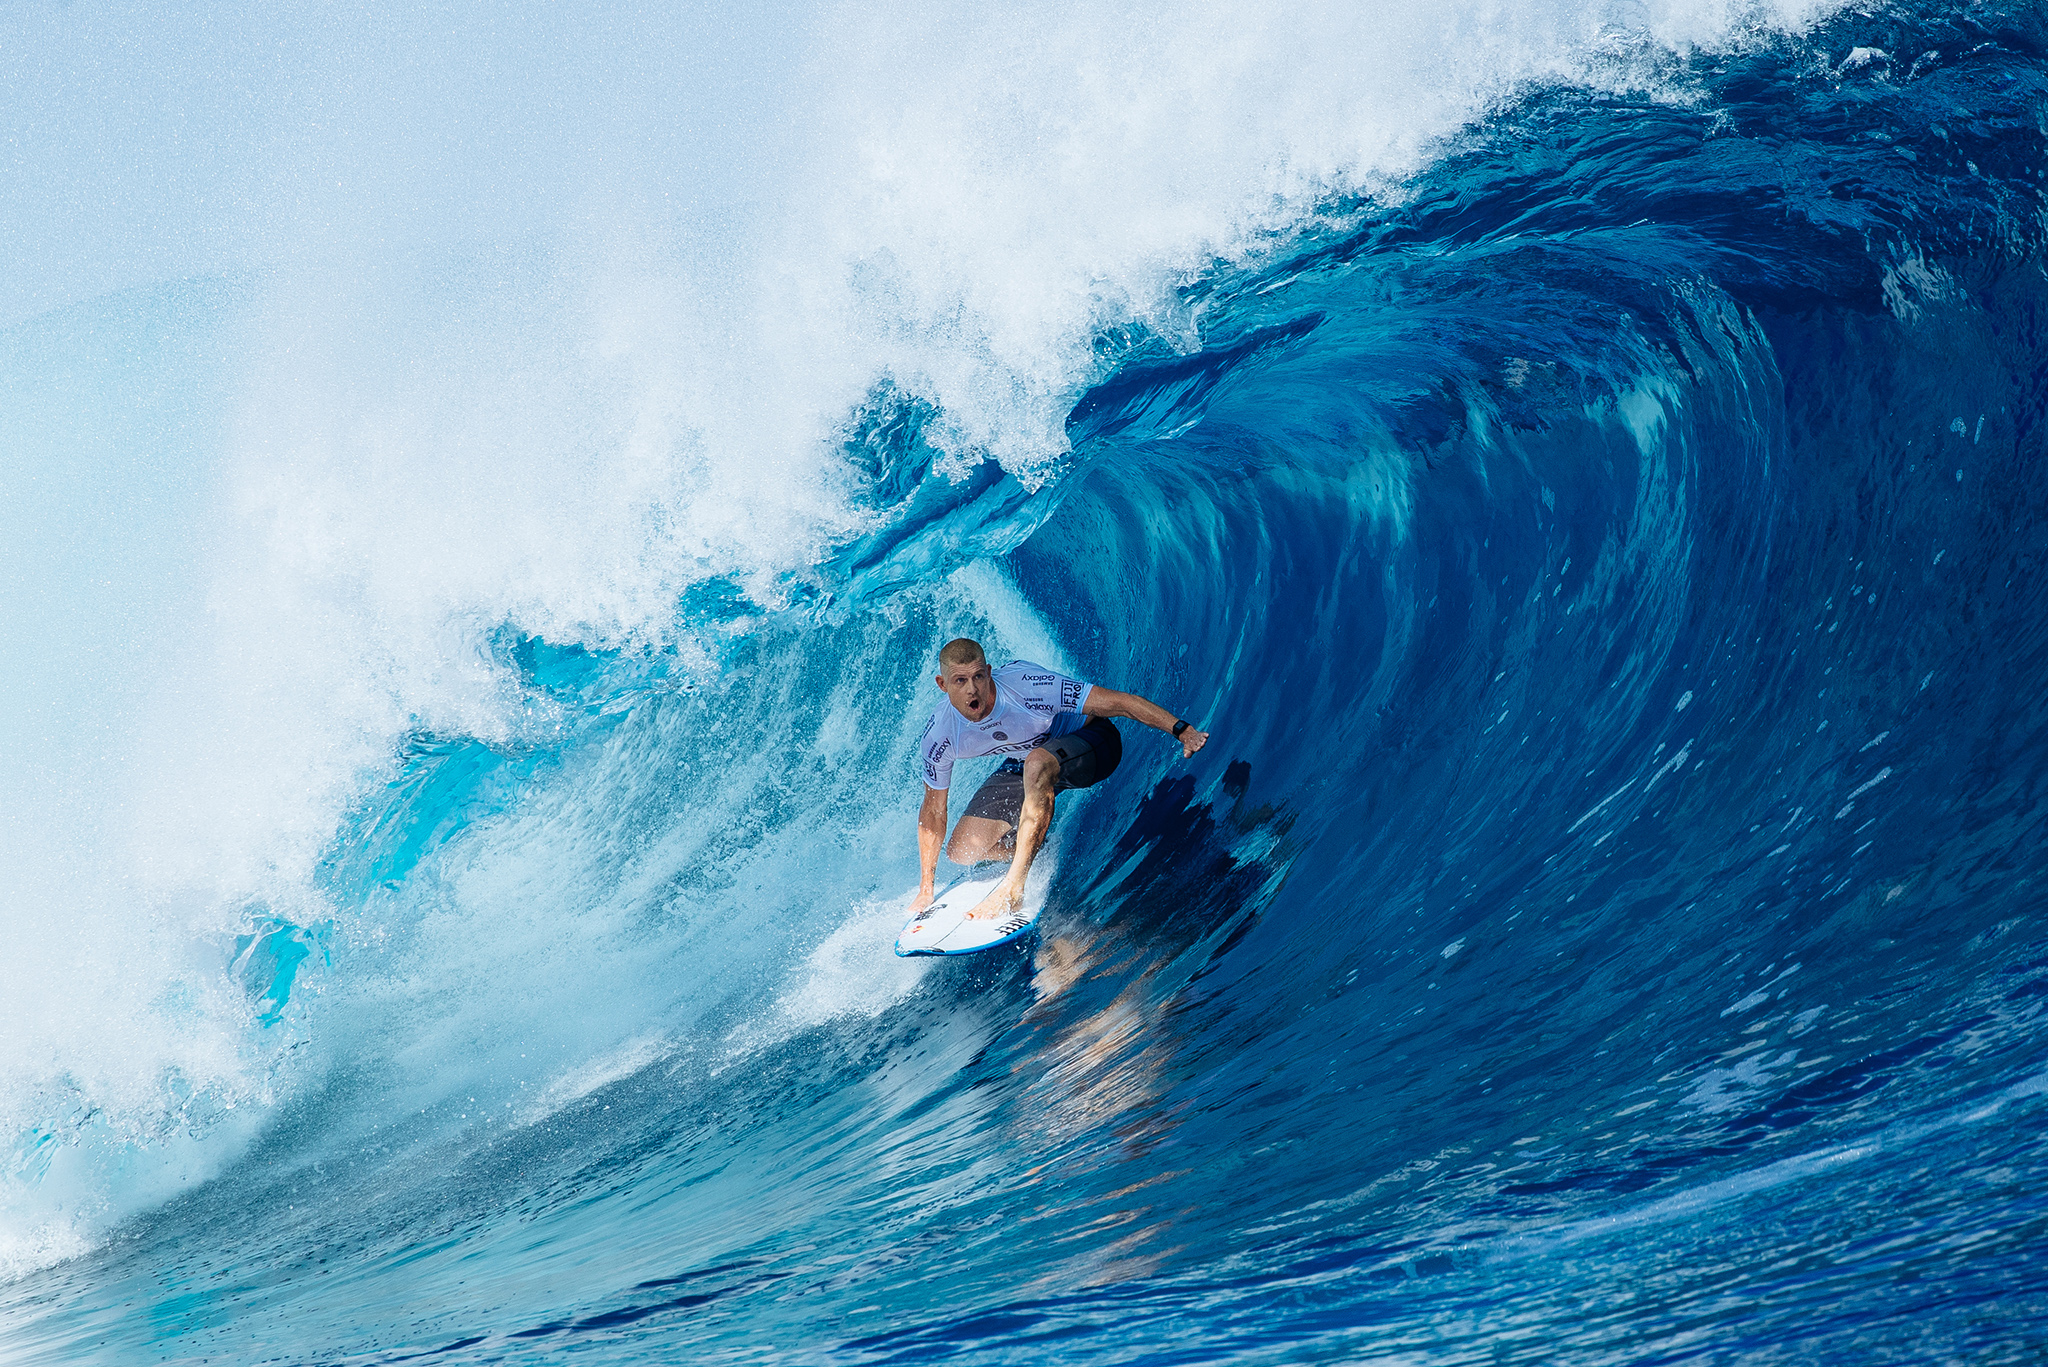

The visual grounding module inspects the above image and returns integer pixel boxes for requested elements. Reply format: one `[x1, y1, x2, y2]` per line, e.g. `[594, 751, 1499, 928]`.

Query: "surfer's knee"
[1023, 747, 1060, 792]
[947, 817, 1011, 863]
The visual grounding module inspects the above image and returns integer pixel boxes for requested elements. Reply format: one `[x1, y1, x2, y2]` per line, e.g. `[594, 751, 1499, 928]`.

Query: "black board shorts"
[960, 717, 1123, 828]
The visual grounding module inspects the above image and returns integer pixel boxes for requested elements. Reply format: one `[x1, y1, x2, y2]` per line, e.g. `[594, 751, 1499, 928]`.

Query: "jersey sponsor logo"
[1021, 672, 1054, 683]
[922, 736, 952, 786]
[1024, 699, 1052, 713]
[992, 731, 1007, 741]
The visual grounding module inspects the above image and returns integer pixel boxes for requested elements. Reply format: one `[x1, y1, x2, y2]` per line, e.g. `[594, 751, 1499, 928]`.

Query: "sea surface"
[5, 2, 2048, 1362]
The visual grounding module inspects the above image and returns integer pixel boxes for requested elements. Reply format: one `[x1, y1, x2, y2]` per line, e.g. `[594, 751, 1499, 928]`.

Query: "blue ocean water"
[5, 2, 2048, 1362]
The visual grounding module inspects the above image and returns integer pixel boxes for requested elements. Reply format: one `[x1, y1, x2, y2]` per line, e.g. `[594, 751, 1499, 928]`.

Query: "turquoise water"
[5, 2, 2048, 1361]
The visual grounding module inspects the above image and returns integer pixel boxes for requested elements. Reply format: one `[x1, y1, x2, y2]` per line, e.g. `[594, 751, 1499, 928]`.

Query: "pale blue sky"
[1, 0, 811, 325]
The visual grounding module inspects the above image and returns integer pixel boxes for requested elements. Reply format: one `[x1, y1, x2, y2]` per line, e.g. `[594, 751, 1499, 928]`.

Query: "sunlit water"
[5, 2, 2048, 1362]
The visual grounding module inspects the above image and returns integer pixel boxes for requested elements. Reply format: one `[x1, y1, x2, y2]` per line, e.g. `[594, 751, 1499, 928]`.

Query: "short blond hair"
[939, 637, 986, 668]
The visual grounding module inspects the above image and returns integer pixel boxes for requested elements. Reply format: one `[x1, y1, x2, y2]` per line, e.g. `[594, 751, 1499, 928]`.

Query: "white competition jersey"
[917, 660, 1095, 791]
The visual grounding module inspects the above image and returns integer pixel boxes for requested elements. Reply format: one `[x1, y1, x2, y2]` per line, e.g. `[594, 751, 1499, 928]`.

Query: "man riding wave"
[913, 638, 1209, 922]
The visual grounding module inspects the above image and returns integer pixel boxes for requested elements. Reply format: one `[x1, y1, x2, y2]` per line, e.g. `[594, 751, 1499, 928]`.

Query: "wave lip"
[7, 1, 2048, 1364]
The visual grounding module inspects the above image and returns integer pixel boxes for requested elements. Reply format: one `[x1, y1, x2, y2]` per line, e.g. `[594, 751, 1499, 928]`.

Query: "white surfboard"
[892, 874, 989, 955]
[893, 874, 1040, 957]
[929, 899, 1039, 954]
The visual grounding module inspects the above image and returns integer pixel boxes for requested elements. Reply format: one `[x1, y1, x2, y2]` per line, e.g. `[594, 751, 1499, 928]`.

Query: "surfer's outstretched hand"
[1179, 726, 1210, 760]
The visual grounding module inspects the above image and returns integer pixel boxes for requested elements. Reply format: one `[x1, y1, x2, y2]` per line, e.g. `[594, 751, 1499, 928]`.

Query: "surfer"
[912, 638, 1208, 921]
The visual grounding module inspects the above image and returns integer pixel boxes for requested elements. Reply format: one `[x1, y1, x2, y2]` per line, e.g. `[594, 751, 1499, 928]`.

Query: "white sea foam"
[745, 897, 938, 1044]
[518, 1034, 677, 1128]
[1, 0, 1846, 1276]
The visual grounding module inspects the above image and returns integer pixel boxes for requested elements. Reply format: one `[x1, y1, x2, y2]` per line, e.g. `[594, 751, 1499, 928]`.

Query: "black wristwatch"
[1172, 719, 1190, 738]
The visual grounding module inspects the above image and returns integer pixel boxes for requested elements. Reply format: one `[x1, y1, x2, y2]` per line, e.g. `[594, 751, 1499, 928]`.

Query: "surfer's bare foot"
[966, 882, 1023, 920]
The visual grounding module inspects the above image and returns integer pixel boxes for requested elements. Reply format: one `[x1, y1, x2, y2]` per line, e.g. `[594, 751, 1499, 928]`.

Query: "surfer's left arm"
[1083, 686, 1209, 759]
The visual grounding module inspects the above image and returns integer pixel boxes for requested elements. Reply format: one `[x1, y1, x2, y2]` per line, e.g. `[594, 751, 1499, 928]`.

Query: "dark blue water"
[7, 4, 2048, 1362]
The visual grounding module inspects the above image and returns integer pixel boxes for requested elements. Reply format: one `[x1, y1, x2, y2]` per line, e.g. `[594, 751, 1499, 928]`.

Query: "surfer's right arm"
[913, 785, 948, 913]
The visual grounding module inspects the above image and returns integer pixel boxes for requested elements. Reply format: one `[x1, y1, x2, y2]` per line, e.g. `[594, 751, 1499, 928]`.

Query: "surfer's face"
[938, 659, 995, 721]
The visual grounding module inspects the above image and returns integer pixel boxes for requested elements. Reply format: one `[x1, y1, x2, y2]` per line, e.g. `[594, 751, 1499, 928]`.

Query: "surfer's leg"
[950, 760, 1026, 865]
[967, 747, 1057, 918]
[946, 816, 1014, 864]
